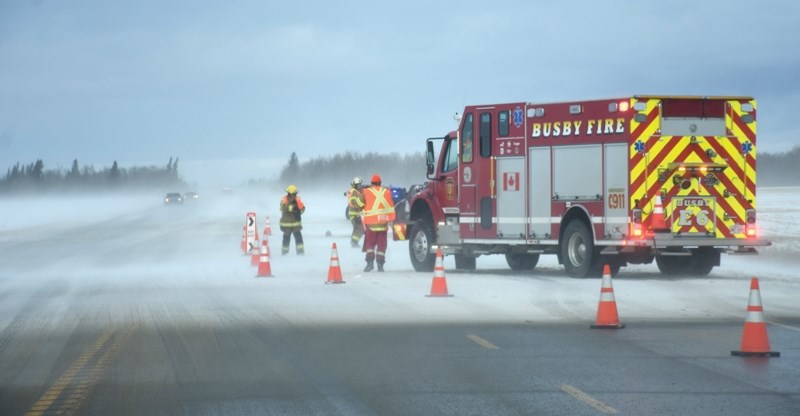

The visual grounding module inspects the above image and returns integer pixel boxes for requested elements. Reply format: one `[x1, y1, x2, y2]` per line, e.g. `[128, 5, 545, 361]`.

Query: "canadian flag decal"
[503, 172, 520, 191]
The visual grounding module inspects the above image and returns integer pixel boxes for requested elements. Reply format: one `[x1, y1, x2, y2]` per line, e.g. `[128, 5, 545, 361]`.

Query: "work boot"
[363, 261, 374, 272]
[377, 262, 385, 272]
[281, 247, 289, 255]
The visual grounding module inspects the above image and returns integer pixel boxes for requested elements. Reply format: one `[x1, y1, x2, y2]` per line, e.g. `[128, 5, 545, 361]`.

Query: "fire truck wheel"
[561, 220, 595, 278]
[505, 253, 539, 271]
[688, 247, 717, 276]
[409, 220, 436, 272]
[592, 257, 621, 277]
[655, 254, 691, 276]
[454, 254, 476, 270]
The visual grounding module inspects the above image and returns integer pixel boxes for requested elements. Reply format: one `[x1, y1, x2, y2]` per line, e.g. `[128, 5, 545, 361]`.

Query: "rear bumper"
[652, 234, 771, 248]
[601, 234, 771, 256]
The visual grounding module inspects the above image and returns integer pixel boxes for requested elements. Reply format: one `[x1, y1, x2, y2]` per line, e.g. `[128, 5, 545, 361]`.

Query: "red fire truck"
[406, 96, 770, 277]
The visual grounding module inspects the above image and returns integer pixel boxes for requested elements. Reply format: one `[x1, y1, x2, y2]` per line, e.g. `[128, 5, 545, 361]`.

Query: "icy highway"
[1, 188, 799, 415]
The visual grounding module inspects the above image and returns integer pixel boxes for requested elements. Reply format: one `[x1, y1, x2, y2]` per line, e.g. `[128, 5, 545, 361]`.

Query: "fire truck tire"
[655, 255, 691, 275]
[688, 247, 717, 276]
[561, 220, 595, 278]
[409, 219, 436, 272]
[593, 256, 621, 277]
[505, 253, 539, 270]
[454, 254, 477, 270]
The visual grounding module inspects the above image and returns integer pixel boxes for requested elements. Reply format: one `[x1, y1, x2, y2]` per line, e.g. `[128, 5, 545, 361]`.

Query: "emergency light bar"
[608, 101, 630, 113]
[667, 162, 727, 173]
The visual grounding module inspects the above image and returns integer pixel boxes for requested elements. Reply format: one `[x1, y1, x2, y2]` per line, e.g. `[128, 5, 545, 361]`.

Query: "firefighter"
[279, 184, 305, 255]
[362, 174, 395, 272]
[346, 176, 366, 248]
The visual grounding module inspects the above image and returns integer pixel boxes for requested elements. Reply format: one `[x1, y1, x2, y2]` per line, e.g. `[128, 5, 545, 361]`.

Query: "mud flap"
[392, 223, 407, 241]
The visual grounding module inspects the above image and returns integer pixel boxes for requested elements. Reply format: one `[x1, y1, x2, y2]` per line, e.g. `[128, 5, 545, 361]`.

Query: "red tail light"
[745, 209, 757, 238]
[631, 209, 643, 237]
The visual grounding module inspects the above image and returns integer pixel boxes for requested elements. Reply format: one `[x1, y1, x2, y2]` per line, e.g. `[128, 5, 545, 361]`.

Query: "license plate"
[670, 197, 716, 235]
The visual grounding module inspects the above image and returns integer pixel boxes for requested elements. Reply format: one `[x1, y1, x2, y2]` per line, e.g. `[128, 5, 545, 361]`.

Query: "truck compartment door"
[554, 145, 602, 200]
[604, 143, 628, 238]
[496, 157, 525, 238]
[529, 147, 551, 238]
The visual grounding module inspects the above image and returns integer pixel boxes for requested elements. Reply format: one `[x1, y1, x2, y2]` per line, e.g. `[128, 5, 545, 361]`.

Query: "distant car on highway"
[164, 192, 183, 205]
[183, 191, 199, 201]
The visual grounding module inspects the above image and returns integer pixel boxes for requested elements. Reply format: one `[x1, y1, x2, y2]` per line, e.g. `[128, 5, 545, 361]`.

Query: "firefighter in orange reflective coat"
[362, 174, 395, 272]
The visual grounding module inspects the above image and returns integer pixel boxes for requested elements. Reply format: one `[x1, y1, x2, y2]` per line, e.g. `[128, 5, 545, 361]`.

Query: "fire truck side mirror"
[426, 140, 436, 177]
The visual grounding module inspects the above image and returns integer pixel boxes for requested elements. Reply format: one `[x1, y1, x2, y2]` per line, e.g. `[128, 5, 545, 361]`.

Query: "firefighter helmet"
[286, 184, 298, 194]
[352, 176, 362, 187]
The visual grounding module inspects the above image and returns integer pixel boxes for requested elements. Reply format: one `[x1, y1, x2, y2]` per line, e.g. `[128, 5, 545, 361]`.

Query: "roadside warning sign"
[245, 212, 258, 251]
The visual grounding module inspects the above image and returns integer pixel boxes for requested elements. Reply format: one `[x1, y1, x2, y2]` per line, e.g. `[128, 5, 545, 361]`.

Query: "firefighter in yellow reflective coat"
[279, 184, 305, 255]
[346, 176, 366, 248]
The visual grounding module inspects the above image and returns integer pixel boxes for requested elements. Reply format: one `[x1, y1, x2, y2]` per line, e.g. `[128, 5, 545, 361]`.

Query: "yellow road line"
[560, 384, 619, 414]
[466, 334, 499, 350]
[25, 326, 134, 416]
[25, 328, 115, 415]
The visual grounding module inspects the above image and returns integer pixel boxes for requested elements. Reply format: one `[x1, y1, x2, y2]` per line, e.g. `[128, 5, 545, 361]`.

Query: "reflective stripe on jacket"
[347, 187, 365, 219]
[362, 186, 395, 230]
[280, 195, 305, 228]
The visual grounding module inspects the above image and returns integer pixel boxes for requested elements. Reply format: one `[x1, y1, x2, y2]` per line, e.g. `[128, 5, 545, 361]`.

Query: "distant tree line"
[266, 146, 800, 192]
[0, 157, 186, 194]
[252, 151, 428, 191]
[758, 145, 800, 187]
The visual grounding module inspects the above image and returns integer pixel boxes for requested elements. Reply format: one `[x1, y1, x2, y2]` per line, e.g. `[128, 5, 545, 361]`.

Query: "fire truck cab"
[406, 96, 770, 277]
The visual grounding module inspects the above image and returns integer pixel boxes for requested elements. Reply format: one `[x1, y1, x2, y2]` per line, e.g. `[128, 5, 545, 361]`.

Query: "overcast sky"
[1, 0, 799, 188]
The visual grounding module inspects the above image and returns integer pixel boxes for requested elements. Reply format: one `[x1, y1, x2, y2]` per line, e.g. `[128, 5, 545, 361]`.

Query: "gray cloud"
[1, 0, 798, 181]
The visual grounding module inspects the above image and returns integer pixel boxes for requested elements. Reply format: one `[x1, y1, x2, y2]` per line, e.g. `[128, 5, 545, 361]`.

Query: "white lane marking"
[768, 320, 800, 333]
[723, 311, 800, 332]
[466, 334, 499, 350]
[560, 384, 619, 414]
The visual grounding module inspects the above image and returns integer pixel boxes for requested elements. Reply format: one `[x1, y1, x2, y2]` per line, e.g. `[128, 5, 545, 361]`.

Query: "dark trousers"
[281, 229, 304, 254]
[364, 228, 387, 264]
[350, 216, 364, 246]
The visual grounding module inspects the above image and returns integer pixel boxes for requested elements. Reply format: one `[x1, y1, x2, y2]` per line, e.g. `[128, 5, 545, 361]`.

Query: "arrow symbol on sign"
[248, 217, 254, 226]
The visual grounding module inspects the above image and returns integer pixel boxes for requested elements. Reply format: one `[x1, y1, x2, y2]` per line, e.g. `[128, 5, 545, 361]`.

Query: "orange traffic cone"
[650, 195, 667, 231]
[256, 240, 273, 277]
[263, 216, 272, 236]
[326, 243, 345, 284]
[731, 277, 780, 357]
[591, 265, 625, 329]
[250, 240, 261, 266]
[426, 248, 453, 297]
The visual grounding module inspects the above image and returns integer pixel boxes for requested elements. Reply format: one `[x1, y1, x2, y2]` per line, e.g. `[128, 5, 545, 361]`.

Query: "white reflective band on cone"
[746, 311, 766, 323]
[748, 290, 763, 307]
[599, 293, 616, 302]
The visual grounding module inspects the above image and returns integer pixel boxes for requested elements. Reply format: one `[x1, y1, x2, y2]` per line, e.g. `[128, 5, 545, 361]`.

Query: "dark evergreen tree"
[109, 161, 120, 182]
